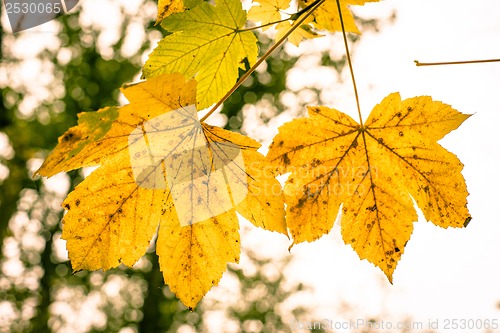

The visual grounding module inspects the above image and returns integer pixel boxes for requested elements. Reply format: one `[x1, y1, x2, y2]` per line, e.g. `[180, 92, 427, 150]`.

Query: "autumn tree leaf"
[36, 73, 286, 309]
[155, 0, 202, 24]
[156, 0, 184, 24]
[157, 208, 240, 308]
[299, 0, 380, 33]
[202, 124, 287, 232]
[36, 74, 197, 177]
[267, 93, 471, 281]
[247, 0, 290, 31]
[275, 16, 323, 46]
[35, 106, 120, 177]
[143, 0, 258, 109]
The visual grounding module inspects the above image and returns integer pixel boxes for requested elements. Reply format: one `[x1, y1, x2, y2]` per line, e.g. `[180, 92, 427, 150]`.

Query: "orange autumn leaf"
[247, 0, 290, 31]
[299, 0, 380, 33]
[267, 93, 471, 281]
[275, 15, 323, 46]
[156, 0, 184, 24]
[36, 74, 286, 309]
[155, 0, 201, 24]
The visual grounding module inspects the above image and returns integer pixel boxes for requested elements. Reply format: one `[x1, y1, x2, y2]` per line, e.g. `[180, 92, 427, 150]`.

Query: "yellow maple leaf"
[35, 106, 120, 177]
[275, 19, 323, 46]
[299, 0, 380, 33]
[36, 74, 198, 177]
[267, 93, 471, 281]
[37, 73, 286, 308]
[156, 0, 184, 24]
[247, 0, 290, 31]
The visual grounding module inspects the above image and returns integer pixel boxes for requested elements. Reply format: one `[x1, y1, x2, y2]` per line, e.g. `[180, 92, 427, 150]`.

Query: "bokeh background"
[1, 0, 499, 332]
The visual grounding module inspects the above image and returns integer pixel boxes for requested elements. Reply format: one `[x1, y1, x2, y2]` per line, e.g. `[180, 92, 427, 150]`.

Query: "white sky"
[236, 1, 500, 332]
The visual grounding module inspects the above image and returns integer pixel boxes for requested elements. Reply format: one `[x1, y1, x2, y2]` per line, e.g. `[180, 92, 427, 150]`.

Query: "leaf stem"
[200, 0, 325, 123]
[415, 58, 500, 66]
[335, 0, 363, 126]
[240, 0, 325, 32]
[240, 18, 292, 32]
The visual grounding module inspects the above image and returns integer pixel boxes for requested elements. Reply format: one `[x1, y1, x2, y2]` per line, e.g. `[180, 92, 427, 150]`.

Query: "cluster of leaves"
[37, 0, 471, 309]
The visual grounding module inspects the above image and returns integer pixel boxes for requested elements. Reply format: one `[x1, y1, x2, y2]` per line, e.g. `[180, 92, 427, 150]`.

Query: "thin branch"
[335, 0, 363, 126]
[240, 0, 322, 32]
[200, 0, 325, 123]
[239, 17, 294, 32]
[415, 58, 500, 66]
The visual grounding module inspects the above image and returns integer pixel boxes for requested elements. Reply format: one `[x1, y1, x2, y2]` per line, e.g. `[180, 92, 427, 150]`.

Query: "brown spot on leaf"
[282, 153, 290, 165]
[62, 132, 76, 142]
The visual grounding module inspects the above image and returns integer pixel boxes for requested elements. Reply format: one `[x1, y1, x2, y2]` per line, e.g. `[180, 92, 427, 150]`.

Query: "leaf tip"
[32, 170, 42, 179]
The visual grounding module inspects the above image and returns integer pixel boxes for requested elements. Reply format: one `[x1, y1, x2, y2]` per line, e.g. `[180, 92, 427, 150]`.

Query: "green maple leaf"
[143, 0, 258, 109]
